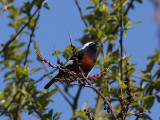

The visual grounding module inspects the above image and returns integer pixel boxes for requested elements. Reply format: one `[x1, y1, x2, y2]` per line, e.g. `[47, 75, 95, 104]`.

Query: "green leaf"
[97, 31, 103, 38]
[46, 88, 59, 98]
[129, 21, 141, 25]
[144, 96, 155, 110]
[18, 88, 29, 98]
[145, 61, 155, 73]
[52, 51, 63, 56]
[0, 91, 5, 100]
[107, 34, 117, 41]
[48, 109, 53, 117]
[0, 0, 5, 4]
[154, 79, 160, 91]
[156, 95, 160, 103]
[14, 65, 30, 79]
[4, 76, 16, 82]
[90, 0, 99, 5]
[82, 102, 87, 110]
[124, 31, 128, 37]
[121, 84, 127, 90]
[63, 45, 77, 59]
[43, 3, 50, 10]
[53, 112, 61, 120]
[135, 0, 142, 3]
[122, 0, 129, 7]
[86, 6, 94, 10]
[75, 110, 87, 119]
[31, 67, 43, 74]
[141, 95, 151, 101]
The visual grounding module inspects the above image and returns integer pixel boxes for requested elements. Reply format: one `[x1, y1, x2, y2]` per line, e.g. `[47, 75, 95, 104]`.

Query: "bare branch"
[35, 70, 56, 84]
[53, 45, 63, 65]
[67, 27, 77, 55]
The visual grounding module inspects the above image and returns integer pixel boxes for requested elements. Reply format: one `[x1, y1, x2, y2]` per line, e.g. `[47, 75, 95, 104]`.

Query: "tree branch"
[85, 81, 117, 120]
[0, 7, 39, 55]
[0, 5, 8, 15]
[75, 0, 88, 27]
[72, 86, 82, 111]
[24, 9, 40, 65]
[119, 14, 124, 96]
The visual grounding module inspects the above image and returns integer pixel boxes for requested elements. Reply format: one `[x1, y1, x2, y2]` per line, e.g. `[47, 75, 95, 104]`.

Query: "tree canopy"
[0, 0, 160, 120]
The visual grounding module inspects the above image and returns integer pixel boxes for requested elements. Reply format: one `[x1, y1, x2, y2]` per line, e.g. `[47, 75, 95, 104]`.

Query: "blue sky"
[0, 0, 159, 119]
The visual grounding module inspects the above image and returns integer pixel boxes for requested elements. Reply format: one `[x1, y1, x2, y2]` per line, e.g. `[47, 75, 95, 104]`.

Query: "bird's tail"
[44, 77, 56, 89]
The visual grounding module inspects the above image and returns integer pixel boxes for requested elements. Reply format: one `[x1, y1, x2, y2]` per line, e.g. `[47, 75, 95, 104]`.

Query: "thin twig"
[67, 27, 77, 55]
[72, 86, 82, 111]
[131, 74, 151, 81]
[35, 70, 56, 84]
[24, 9, 40, 65]
[75, 0, 88, 27]
[124, 0, 134, 16]
[67, 27, 73, 45]
[32, 105, 43, 118]
[31, 43, 58, 69]
[119, 15, 124, 97]
[53, 45, 62, 65]
[0, 5, 8, 15]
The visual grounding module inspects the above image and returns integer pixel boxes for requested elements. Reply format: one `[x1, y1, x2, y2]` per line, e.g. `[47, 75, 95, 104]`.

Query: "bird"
[44, 42, 99, 89]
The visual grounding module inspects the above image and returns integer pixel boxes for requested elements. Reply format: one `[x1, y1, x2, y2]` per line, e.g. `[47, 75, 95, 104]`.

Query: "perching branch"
[32, 41, 118, 120]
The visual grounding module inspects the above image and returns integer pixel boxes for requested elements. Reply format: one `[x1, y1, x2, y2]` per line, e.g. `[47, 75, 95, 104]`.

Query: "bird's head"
[81, 42, 100, 62]
[81, 42, 100, 52]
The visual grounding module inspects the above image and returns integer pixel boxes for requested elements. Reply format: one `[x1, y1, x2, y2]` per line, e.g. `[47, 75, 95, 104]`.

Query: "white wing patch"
[65, 60, 74, 66]
[81, 42, 94, 50]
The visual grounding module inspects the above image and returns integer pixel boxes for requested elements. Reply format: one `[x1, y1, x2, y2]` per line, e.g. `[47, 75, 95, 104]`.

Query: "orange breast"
[79, 52, 95, 74]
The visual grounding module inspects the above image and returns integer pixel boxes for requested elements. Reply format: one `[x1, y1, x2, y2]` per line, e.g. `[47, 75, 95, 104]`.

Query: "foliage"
[0, 0, 160, 120]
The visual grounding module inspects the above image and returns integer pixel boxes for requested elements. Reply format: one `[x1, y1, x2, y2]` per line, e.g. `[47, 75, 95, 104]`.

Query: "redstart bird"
[44, 42, 99, 89]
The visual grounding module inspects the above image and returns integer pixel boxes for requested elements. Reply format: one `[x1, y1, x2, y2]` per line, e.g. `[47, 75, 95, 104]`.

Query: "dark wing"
[63, 49, 86, 68]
